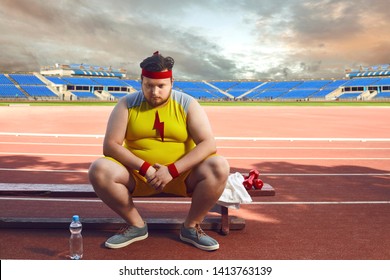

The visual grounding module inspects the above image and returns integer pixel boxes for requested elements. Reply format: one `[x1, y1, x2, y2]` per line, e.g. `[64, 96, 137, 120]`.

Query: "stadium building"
[1, 63, 389, 101]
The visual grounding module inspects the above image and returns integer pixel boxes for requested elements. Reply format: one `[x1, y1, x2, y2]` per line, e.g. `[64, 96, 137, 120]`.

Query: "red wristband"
[139, 161, 151, 177]
[167, 163, 180, 178]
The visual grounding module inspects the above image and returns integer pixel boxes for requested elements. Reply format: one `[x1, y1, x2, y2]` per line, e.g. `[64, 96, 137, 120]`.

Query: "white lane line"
[249, 201, 390, 205]
[1, 142, 389, 150]
[0, 142, 101, 147]
[260, 173, 390, 176]
[0, 152, 101, 157]
[1, 152, 389, 160]
[0, 196, 389, 205]
[226, 157, 390, 160]
[1, 132, 390, 142]
[0, 168, 389, 176]
[218, 146, 390, 150]
[0, 197, 189, 204]
[216, 136, 390, 142]
[0, 132, 104, 138]
[0, 168, 88, 173]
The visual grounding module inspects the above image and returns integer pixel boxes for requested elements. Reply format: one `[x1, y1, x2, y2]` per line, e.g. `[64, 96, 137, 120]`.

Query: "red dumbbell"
[253, 178, 264, 189]
[243, 169, 260, 190]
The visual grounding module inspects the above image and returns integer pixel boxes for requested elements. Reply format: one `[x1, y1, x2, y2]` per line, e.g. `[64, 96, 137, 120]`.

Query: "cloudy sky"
[0, 0, 389, 80]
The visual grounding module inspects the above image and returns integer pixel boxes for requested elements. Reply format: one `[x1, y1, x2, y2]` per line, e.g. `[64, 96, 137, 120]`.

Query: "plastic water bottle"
[69, 215, 83, 260]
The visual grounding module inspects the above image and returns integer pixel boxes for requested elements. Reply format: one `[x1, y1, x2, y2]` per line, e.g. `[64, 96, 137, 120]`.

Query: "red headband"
[141, 69, 172, 79]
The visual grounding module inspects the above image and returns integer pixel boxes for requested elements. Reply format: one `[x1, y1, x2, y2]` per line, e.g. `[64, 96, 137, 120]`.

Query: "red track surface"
[1, 105, 390, 260]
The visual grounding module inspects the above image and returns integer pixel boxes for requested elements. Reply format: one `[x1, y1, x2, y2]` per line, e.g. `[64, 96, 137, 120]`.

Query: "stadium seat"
[0, 85, 27, 98]
[21, 86, 58, 98]
[9, 74, 45, 85]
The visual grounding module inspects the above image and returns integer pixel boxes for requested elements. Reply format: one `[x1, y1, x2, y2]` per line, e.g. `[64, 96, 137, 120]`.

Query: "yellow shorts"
[105, 157, 191, 197]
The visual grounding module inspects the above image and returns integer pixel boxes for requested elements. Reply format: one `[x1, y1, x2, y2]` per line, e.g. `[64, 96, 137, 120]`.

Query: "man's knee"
[205, 156, 230, 183]
[89, 158, 133, 191]
[88, 158, 120, 190]
[88, 159, 107, 186]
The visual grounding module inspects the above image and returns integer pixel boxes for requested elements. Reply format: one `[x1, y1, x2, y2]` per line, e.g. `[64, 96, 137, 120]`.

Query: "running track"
[0, 105, 390, 260]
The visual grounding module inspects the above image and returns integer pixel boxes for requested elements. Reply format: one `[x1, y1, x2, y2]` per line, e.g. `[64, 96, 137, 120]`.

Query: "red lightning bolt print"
[153, 111, 164, 141]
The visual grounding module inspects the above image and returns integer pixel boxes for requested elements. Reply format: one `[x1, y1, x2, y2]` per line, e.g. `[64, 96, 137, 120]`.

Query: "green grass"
[1, 100, 390, 107]
[0, 101, 116, 106]
[199, 101, 390, 106]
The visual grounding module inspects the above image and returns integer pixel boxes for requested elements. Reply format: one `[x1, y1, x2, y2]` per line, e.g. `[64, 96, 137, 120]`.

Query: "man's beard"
[146, 89, 171, 108]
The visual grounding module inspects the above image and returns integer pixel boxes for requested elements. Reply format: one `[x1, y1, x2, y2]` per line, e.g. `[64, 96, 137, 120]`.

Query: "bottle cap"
[72, 215, 80, 222]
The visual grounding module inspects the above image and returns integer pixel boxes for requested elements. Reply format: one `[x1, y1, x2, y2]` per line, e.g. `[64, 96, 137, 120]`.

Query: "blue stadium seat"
[311, 80, 348, 98]
[254, 81, 302, 99]
[0, 74, 13, 85]
[109, 92, 128, 99]
[280, 89, 317, 99]
[245, 82, 275, 99]
[9, 74, 45, 85]
[62, 77, 98, 86]
[0, 85, 27, 98]
[375, 92, 390, 98]
[370, 78, 390, 86]
[294, 80, 332, 89]
[3, 70, 389, 101]
[174, 81, 226, 99]
[21, 86, 58, 98]
[209, 81, 239, 91]
[71, 91, 97, 99]
[342, 78, 381, 86]
[338, 92, 362, 100]
[225, 81, 263, 98]
[91, 78, 129, 87]
[46, 76, 68, 85]
[122, 80, 142, 91]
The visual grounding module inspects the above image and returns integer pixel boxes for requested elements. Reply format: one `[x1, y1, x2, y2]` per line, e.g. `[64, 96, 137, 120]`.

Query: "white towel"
[217, 172, 252, 209]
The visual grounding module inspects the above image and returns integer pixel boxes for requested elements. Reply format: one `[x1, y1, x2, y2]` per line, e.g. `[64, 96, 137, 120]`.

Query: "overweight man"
[88, 51, 230, 251]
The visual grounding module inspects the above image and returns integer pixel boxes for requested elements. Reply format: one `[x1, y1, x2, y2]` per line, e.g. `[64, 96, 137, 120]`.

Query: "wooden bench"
[0, 182, 275, 235]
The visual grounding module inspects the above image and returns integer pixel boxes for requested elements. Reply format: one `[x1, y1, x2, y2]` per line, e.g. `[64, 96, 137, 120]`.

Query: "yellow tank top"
[123, 90, 196, 165]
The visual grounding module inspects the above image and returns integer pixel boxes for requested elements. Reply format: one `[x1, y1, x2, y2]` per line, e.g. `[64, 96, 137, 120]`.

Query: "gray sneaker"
[179, 224, 219, 251]
[105, 223, 148, 249]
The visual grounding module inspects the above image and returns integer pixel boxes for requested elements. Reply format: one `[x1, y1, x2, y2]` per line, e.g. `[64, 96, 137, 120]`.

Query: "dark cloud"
[0, 0, 388, 80]
[241, 0, 390, 79]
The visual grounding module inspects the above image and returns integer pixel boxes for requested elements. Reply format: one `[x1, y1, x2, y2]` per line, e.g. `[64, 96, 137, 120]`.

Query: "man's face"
[141, 76, 173, 108]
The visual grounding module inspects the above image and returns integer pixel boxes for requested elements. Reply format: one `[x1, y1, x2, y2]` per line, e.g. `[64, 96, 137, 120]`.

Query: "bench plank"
[0, 182, 275, 234]
[0, 183, 275, 197]
[0, 217, 245, 231]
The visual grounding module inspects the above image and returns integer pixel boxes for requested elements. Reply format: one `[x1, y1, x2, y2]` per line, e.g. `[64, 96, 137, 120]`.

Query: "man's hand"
[145, 163, 173, 191]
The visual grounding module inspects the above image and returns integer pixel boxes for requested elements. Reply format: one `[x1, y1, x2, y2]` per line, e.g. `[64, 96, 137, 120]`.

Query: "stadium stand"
[0, 74, 14, 85]
[252, 81, 303, 100]
[345, 64, 390, 78]
[174, 81, 227, 99]
[310, 80, 348, 99]
[0, 85, 27, 99]
[342, 77, 381, 87]
[224, 81, 263, 98]
[337, 78, 381, 100]
[91, 78, 129, 87]
[209, 81, 240, 91]
[375, 91, 390, 98]
[244, 82, 276, 99]
[71, 91, 97, 99]
[122, 80, 141, 91]
[46, 76, 69, 85]
[1, 62, 390, 101]
[20, 86, 58, 99]
[41, 63, 127, 78]
[1, 74, 58, 99]
[61, 77, 98, 86]
[278, 80, 332, 100]
[109, 92, 129, 99]
[8, 74, 45, 85]
[371, 78, 390, 99]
